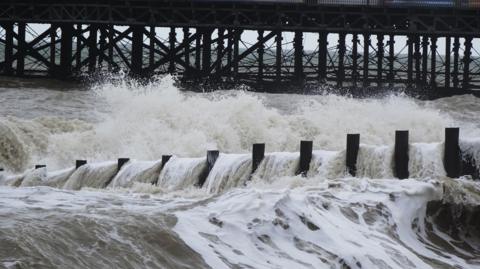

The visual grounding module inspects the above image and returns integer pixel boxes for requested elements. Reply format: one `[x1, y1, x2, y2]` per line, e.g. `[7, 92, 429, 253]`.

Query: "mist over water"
[0, 75, 479, 269]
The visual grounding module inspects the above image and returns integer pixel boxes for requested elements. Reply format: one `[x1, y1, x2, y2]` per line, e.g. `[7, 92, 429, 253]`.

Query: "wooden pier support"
[297, 141, 313, 176]
[430, 36, 437, 88]
[202, 28, 213, 75]
[387, 34, 394, 86]
[444, 128, 460, 178]
[195, 29, 202, 73]
[131, 25, 144, 76]
[346, 134, 360, 176]
[318, 32, 328, 81]
[4, 22, 14, 75]
[59, 23, 74, 78]
[445, 36, 451, 88]
[352, 34, 359, 85]
[414, 35, 421, 84]
[294, 30, 304, 83]
[276, 30, 282, 83]
[394, 130, 409, 179]
[376, 34, 384, 85]
[337, 33, 346, 87]
[76, 160, 87, 169]
[88, 24, 98, 73]
[363, 33, 370, 87]
[421, 36, 429, 85]
[452, 37, 460, 89]
[169, 27, 176, 73]
[462, 37, 472, 89]
[49, 24, 56, 75]
[257, 30, 264, 83]
[16, 23, 26, 76]
[198, 150, 219, 187]
[216, 28, 224, 75]
[252, 143, 265, 174]
[407, 35, 414, 84]
[183, 28, 190, 71]
[233, 30, 241, 82]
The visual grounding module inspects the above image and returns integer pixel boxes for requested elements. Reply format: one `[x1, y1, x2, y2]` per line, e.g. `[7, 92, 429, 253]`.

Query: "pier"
[1, 0, 480, 92]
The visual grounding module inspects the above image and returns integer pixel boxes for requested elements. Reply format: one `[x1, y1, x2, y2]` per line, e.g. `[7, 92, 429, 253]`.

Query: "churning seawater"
[0, 75, 479, 269]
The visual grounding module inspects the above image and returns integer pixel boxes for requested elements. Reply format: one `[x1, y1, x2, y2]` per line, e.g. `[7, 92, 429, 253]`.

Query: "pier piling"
[197, 150, 219, 187]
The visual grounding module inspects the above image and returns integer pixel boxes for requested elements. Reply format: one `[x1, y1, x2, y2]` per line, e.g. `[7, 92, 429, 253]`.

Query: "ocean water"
[0, 75, 479, 268]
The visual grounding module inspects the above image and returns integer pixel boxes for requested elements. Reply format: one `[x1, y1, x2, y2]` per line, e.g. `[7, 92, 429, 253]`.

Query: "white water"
[0, 75, 479, 268]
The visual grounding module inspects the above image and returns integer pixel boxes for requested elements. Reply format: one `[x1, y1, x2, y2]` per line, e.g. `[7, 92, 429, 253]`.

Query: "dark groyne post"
[197, 150, 219, 188]
[35, 165, 46, 169]
[152, 155, 172, 185]
[444, 128, 460, 178]
[252, 143, 265, 175]
[297, 140, 313, 176]
[346, 134, 360, 176]
[394, 131, 409, 179]
[76, 160, 87, 169]
[117, 158, 130, 171]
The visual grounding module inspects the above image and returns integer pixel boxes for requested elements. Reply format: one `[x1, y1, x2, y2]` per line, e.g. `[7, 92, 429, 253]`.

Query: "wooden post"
[60, 23, 73, 78]
[131, 25, 144, 76]
[252, 143, 265, 174]
[297, 140, 313, 176]
[197, 150, 219, 187]
[4, 22, 14, 75]
[17, 23, 26, 76]
[152, 155, 172, 185]
[394, 130, 409, 179]
[346, 134, 360, 176]
[117, 158, 130, 171]
[444, 128, 460, 178]
[76, 160, 87, 169]
[35, 165, 46, 169]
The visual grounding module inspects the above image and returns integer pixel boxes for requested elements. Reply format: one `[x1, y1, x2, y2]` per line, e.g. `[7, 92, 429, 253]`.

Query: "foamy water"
[0, 75, 479, 269]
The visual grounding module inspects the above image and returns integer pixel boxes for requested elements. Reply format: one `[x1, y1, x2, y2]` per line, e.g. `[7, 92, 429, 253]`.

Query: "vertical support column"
[444, 127, 460, 178]
[276, 30, 282, 83]
[16, 23, 26, 76]
[257, 30, 264, 83]
[60, 23, 74, 78]
[97, 26, 107, 67]
[195, 29, 202, 73]
[233, 29, 241, 82]
[337, 33, 346, 87]
[414, 35, 421, 84]
[202, 28, 212, 76]
[4, 23, 14, 75]
[49, 24, 56, 75]
[352, 34, 358, 86]
[76, 24, 82, 70]
[216, 28, 224, 75]
[421, 36, 429, 85]
[363, 33, 370, 87]
[108, 24, 114, 71]
[462, 36, 472, 90]
[150, 26, 156, 73]
[227, 29, 233, 73]
[407, 35, 414, 84]
[430, 36, 437, 89]
[445, 36, 451, 88]
[388, 34, 395, 86]
[88, 24, 98, 73]
[294, 30, 304, 83]
[318, 31, 328, 81]
[183, 27, 190, 75]
[452, 37, 460, 89]
[131, 25, 144, 77]
[197, 150, 219, 188]
[169, 27, 176, 74]
[376, 34, 384, 85]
